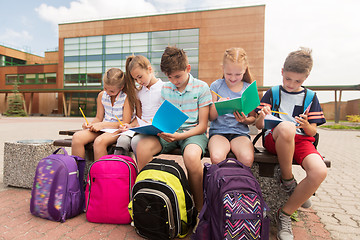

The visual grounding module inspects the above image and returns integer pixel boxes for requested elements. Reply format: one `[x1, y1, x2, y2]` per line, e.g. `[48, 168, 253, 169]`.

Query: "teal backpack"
[253, 86, 318, 151]
[270, 85, 315, 116]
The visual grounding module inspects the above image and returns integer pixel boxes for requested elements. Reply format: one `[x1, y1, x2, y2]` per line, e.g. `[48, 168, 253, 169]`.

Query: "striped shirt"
[161, 74, 212, 131]
[255, 85, 326, 135]
[101, 91, 127, 122]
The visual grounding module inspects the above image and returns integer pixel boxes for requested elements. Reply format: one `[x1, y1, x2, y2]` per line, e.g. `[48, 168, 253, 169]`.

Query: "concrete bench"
[53, 130, 331, 177]
[53, 129, 331, 220]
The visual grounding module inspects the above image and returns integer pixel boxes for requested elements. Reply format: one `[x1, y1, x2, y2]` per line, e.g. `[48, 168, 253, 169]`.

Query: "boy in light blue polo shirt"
[136, 46, 212, 211]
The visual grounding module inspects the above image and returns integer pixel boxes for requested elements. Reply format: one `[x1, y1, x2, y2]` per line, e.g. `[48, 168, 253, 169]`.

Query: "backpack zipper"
[134, 188, 177, 238]
[49, 156, 72, 222]
[146, 162, 182, 179]
[134, 179, 181, 237]
[86, 158, 137, 212]
[218, 174, 266, 220]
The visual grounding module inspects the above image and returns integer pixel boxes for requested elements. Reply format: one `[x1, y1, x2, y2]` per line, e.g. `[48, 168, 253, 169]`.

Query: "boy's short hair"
[283, 47, 313, 77]
[160, 46, 189, 75]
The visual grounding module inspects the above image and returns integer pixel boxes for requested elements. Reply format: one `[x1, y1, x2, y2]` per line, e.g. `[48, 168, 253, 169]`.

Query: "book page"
[130, 100, 189, 135]
[264, 114, 283, 129]
[214, 81, 260, 116]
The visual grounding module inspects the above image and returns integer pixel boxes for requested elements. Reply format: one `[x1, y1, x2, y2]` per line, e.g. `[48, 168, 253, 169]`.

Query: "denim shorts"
[209, 133, 250, 141]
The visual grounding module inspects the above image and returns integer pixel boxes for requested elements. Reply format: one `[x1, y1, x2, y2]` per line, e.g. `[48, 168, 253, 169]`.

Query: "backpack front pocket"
[223, 191, 262, 240]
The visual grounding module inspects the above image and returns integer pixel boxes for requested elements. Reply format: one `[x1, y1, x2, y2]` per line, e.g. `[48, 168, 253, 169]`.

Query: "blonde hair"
[223, 47, 253, 84]
[283, 47, 313, 77]
[103, 67, 136, 113]
[103, 67, 125, 88]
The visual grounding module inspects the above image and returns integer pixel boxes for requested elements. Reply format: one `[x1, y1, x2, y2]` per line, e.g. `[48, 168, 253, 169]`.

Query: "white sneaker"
[276, 209, 294, 240]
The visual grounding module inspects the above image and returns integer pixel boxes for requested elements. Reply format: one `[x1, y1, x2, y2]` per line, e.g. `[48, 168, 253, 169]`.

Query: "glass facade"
[5, 73, 56, 85]
[0, 55, 26, 66]
[63, 28, 199, 87]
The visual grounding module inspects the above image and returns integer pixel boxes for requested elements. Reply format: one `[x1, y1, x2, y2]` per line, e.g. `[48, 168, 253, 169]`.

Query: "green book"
[214, 81, 260, 116]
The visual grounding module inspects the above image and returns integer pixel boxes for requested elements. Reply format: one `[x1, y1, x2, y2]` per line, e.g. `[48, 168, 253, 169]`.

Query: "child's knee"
[315, 165, 327, 181]
[308, 163, 327, 184]
[72, 132, 84, 146]
[210, 152, 226, 164]
[240, 155, 254, 167]
[275, 122, 296, 140]
[93, 136, 106, 148]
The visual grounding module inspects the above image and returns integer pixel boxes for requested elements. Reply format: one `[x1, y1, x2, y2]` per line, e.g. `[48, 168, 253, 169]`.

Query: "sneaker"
[277, 167, 297, 194]
[280, 177, 297, 194]
[301, 198, 312, 208]
[281, 178, 312, 208]
[278, 169, 312, 209]
[114, 147, 130, 156]
[276, 209, 293, 240]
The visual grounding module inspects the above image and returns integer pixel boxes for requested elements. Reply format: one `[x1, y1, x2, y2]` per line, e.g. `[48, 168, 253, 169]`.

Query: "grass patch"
[320, 124, 360, 130]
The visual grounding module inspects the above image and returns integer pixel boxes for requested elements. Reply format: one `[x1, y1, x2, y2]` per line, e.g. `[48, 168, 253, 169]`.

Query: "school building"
[0, 5, 265, 116]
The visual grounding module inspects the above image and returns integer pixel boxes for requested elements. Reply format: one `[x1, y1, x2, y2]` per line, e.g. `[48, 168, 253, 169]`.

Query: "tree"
[4, 84, 27, 116]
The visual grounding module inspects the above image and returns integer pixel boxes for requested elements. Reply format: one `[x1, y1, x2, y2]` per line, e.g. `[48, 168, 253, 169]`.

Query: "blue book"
[264, 114, 283, 129]
[130, 100, 189, 135]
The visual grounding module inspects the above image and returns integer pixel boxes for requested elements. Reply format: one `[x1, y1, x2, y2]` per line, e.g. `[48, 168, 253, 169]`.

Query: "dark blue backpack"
[192, 158, 269, 240]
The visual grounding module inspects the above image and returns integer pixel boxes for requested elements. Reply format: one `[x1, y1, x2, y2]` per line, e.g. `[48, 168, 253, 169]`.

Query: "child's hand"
[118, 123, 130, 132]
[158, 132, 179, 142]
[89, 122, 103, 132]
[82, 122, 91, 129]
[295, 110, 310, 129]
[234, 111, 247, 123]
[258, 106, 271, 117]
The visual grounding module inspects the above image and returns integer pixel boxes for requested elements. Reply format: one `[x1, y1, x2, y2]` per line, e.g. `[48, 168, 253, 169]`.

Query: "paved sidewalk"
[1, 116, 359, 239]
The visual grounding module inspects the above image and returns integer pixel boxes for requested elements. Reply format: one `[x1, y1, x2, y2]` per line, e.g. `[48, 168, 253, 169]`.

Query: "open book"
[214, 81, 260, 116]
[264, 115, 283, 129]
[130, 100, 189, 135]
[101, 128, 136, 137]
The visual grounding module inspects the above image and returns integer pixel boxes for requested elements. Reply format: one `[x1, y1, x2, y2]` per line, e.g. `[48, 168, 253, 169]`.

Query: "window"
[5, 75, 18, 84]
[6, 73, 57, 85]
[25, 74, 36, 84]
[63, 28, 199, 86]
[3, 56, 26, 66]
[45, 73, 57, 84]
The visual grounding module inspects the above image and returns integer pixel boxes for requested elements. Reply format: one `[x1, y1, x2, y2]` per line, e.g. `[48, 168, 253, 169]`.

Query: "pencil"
[79, 107, 89, 125]
[114, 115, 125, 127]
[211, 90, 223, 99]
[271, 110, 288, 115]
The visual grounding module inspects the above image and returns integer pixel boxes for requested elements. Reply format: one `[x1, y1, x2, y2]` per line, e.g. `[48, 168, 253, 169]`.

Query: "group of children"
[71, 46, 327, 240]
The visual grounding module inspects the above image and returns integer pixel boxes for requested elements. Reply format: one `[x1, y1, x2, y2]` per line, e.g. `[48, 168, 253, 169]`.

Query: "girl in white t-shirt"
[115, 55, 164, 157]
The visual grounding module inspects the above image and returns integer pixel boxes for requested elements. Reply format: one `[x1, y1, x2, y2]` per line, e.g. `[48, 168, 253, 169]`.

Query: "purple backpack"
[30, 148, 85, 222]
[192, 158, 269, 240]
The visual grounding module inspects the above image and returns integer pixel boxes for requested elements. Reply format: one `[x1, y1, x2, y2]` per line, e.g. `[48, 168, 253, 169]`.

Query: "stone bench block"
[251, 163, 289, 221]
[3, 140, 57, 189]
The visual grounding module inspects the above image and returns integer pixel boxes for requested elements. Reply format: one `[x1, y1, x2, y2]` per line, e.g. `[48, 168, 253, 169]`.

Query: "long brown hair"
[223, 47, 253, 84]
[124, 55, 152, 111]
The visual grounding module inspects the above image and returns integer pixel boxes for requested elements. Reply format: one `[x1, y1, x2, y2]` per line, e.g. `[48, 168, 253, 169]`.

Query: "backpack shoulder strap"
[303, 88, 315, 112]
[270, 85, 281, 115]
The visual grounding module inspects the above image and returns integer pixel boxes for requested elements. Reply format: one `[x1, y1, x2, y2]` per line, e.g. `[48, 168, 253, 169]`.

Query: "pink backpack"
[85, 155, 137, 224]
